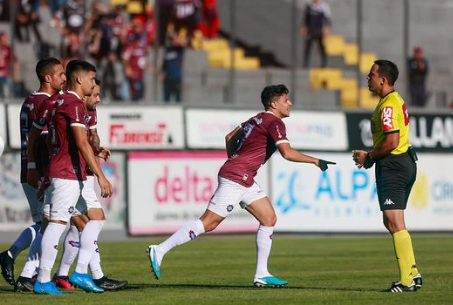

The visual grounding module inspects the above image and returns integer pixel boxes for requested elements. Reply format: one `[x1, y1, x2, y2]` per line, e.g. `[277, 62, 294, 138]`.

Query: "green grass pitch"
[1, 234, 452, 305]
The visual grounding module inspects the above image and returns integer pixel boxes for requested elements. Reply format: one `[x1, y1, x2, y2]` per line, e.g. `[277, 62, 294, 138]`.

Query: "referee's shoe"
[386, 281, 417, 293]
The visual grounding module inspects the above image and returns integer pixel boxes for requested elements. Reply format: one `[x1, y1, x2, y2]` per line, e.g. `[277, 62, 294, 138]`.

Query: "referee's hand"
[318, 159, 336, 171]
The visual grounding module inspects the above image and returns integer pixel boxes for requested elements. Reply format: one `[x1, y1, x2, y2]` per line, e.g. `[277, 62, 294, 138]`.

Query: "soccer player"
[353, 60, 422, 293]
[33, 60, 112, 295]
[0, 58, 65, 287]
[147, 84, 335, 287]
[51, 80, 128, 291]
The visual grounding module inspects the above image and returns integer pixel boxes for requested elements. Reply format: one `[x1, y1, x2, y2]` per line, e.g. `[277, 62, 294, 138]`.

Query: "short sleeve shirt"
[19, 92, 52, 183]
[86, 109, 98, 176]
[48, 91, 88, 181]
[218, 111, 289, 187]
[370, 91, 410, 155]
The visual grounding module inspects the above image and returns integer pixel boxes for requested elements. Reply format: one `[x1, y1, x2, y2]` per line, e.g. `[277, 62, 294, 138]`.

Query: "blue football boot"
[70, 272, 104, 293]
[147, 245, 161, 280]
[254, 276, 288, 287]
[33, 281, 67, 295]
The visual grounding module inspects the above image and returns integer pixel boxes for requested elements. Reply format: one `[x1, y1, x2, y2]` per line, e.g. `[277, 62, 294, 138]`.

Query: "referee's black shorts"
[375, 152, 417, 211]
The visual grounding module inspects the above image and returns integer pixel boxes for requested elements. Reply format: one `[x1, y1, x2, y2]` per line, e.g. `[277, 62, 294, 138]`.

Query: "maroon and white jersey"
[219, 111, 289, 187]
[86, 109, 98, 177]
[48, 91, 89, 181]
[32, 92, 63, 131]
[19, 92, 52, 183]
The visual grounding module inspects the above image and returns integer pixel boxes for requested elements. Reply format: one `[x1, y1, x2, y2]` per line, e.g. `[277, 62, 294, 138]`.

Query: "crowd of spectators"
[0, 0, 220, 101]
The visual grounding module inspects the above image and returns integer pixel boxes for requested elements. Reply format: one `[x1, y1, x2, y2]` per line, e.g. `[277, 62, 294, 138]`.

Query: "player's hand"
[97, 147, 111, 161]
[318, 159, 336, 171]
[98, 175, 112, 198]
[37, 178, 50, 203]
[27, 168, 41, 189]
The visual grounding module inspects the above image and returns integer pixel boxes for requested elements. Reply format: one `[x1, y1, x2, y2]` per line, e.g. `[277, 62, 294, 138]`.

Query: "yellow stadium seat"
[341, 87, 358, 108]
[111, 0, 128, 6]
[324, 35, 346, 56]
[344, 44, 358, 65]
[360, 88, 379, 109]
[360, 53, 377, 74]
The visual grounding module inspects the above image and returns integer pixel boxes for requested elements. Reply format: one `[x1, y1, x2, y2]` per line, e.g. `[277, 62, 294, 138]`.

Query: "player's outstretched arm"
[73, 126, 112, 198]
[26, 126, 43, 189]
[225, 126, 241, 158]
[277, 142, 336, 171]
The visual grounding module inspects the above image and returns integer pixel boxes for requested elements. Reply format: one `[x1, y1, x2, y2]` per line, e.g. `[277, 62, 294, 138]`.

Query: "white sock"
[8, 224, 40, 260]
[75, 220, 104, 274]
[20, 231, 43, 278]
[255, 225, 274, 278]
[57, 225, 80, 277]
[156, 219, 205, 264]
[89, 245, 104, 280]
[38, 222, 66, 283]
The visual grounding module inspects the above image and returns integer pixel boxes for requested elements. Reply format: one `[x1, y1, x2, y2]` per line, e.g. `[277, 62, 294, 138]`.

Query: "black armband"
[363, 153, 375, 169]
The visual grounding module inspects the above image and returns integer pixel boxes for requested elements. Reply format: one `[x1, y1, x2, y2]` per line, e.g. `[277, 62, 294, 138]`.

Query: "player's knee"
[203, 220, 220, 233]
[260, 214, 277, 227]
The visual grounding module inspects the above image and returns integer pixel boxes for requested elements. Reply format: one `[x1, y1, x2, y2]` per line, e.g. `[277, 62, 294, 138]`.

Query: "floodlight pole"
[228, 0, 236, 103]
[290, 0, 298, 105]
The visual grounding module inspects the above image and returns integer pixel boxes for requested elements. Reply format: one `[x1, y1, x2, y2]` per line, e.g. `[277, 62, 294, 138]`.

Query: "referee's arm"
[369, 131, 399, 160]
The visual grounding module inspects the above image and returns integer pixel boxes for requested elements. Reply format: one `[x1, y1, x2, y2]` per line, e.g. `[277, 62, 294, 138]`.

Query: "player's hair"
[261, 84, 289, 109]
[35, 58, 62, 84]
[66, 60, 96, 87]
[374, 60, 399, 86]
[95, 78, 101, 86]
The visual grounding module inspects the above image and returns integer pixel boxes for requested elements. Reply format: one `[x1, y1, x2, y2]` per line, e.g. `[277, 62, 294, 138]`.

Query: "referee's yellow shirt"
[370, 91, 410, 155]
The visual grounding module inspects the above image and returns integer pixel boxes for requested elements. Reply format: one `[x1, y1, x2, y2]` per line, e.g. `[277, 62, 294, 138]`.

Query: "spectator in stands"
[15, 0, 42, 43]
[300, 0, 331, 68]
[0, 31, 14, 98]
[408, 46, 429, 107]
[158, 0, 175, 45]
[55, 0, 84, 61]
[173, 0, 199, 43]
[123, 33, 150, 101]
[198, 0, 219, 39]
[162, 24, 187, 103]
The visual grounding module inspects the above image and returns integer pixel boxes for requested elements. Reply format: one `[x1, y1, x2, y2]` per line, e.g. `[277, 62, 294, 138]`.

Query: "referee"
[353, 60, 422, 293]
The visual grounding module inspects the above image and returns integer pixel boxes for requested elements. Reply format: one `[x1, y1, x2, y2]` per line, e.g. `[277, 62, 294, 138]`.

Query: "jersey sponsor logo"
[383, 199, 394, 205]
[24, 102, 34, 111]
[402, 103, 409, 126]
[276, 124, 283, 138]
[382, 107, 394, 131]
[252, 116, 263, 125]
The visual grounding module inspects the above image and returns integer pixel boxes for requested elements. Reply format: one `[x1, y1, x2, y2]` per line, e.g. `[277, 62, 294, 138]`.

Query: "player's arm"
[225, 126, 241, 158]
[89, 127, 110, 161]
[72, 126, 112, 197]
[278, 142, 335, 171]
[26, 126, 43, 189]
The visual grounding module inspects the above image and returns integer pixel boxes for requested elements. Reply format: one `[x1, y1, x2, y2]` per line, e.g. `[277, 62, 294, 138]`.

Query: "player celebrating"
[147, 84, 335, 287]
[0, 58, 65, 287]
[33, 60, 112, 295]
[51, 79, 128, 291]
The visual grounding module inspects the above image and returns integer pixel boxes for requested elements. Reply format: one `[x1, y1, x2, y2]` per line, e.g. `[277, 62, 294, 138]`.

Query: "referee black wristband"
[363, 153, 375, 169]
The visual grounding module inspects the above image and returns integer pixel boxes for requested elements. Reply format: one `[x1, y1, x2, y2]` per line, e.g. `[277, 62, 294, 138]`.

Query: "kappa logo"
[68, 206, 75, 213]
[383, 199, 394, 205]
[68, 240, 80, 248]
[382, 107, 393, 130]
[227, 205, 234, 212]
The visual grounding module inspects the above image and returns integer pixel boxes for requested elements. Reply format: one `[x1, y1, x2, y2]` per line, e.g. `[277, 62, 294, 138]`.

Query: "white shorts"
[44, 176, 102, 219]
[74, 176, 102, 216]
[207, 177, 267, 218]
[22, 183, 42, 223]
[47, 178, 83, 222]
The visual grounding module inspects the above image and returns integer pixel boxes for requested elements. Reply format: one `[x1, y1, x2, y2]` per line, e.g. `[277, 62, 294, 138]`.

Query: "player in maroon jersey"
[50, 79, 128, 291]
[33, 60, 112, 295]
[0, 58, 65, 288]
[147, 84, 335, 287]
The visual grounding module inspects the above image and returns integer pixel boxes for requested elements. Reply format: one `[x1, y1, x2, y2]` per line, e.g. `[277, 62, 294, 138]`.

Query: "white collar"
[67, 90, 81, 100]
[32, 91, 51, 97]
